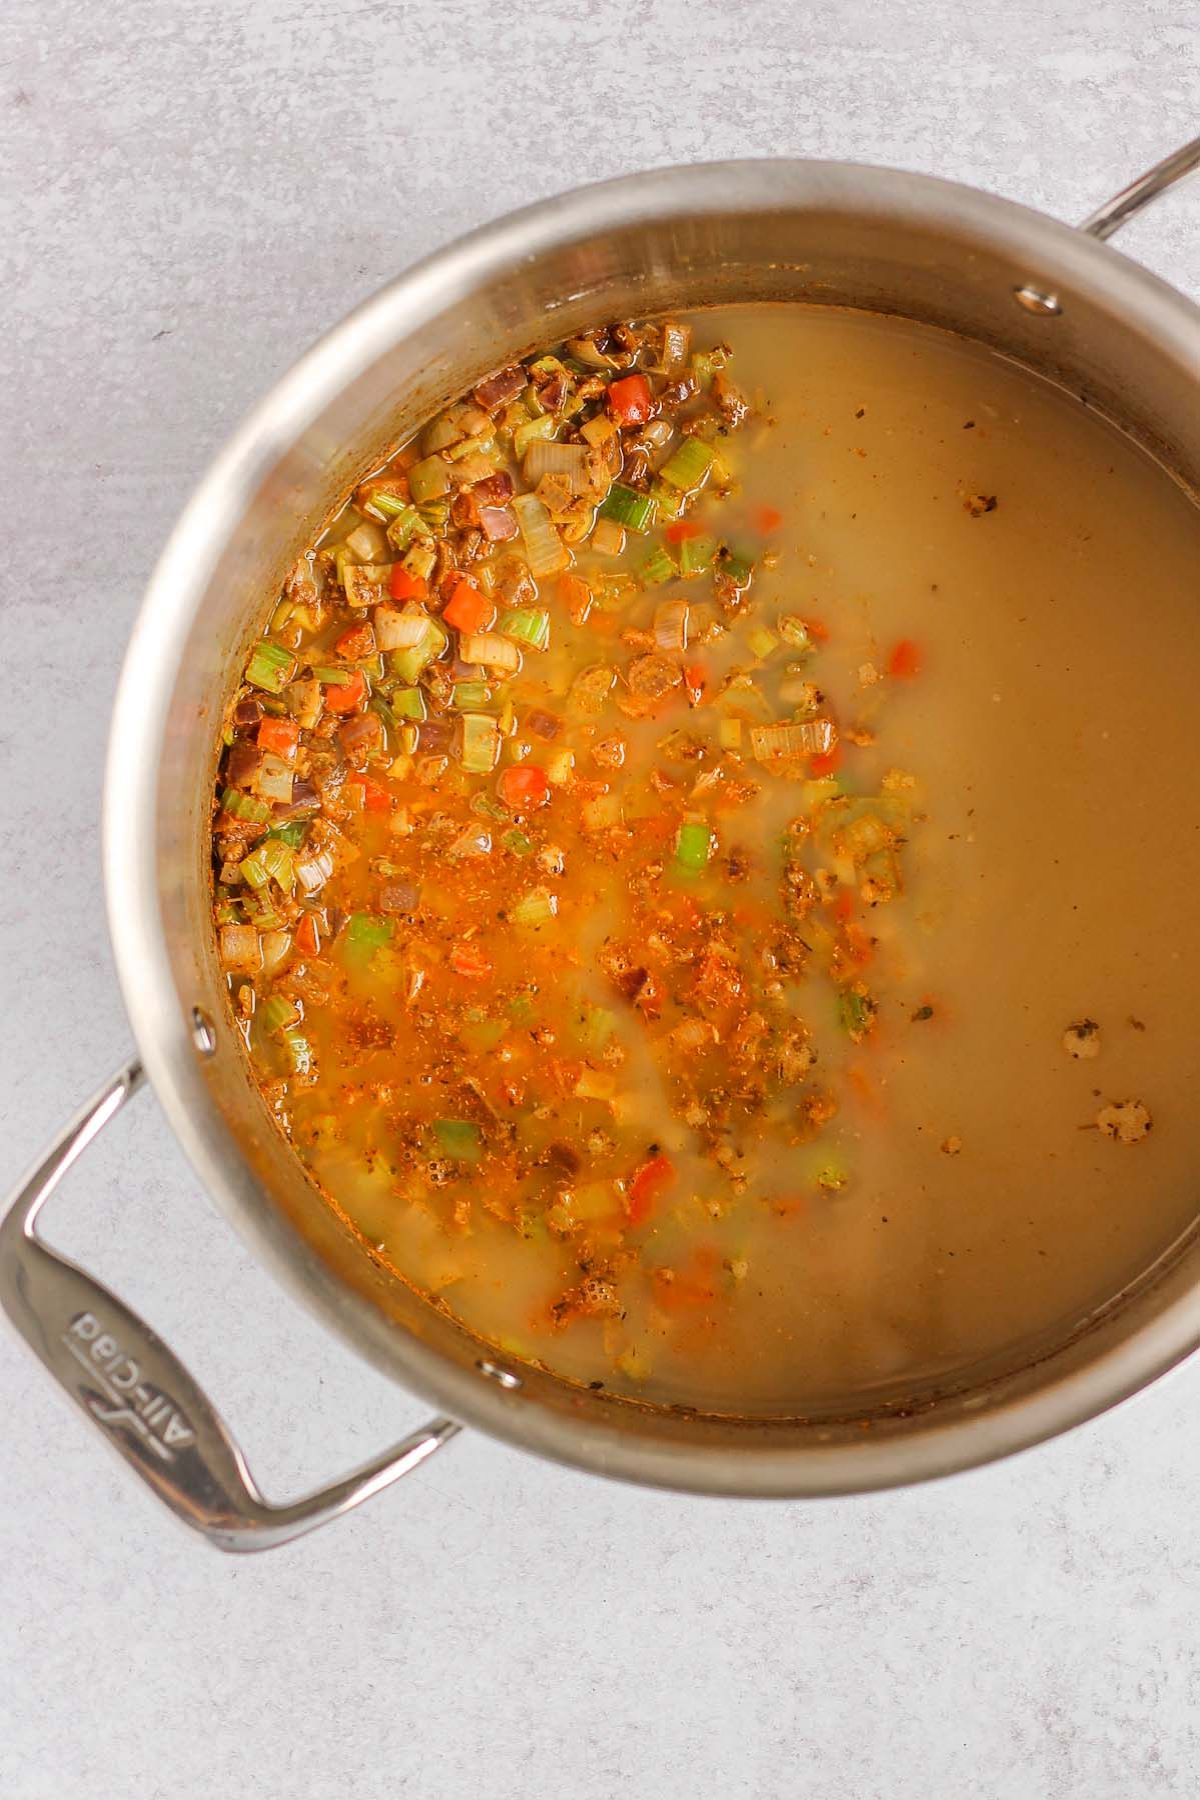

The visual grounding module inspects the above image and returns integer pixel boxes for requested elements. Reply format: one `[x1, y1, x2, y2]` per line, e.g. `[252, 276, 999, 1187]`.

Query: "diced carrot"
[625, 1151, 675, 1226]
[683, 662, 707, 704]
[360, 777, 392, 813]
[497, 765, 549, 811]
[844, 924, 875, 967]
[809, 743, 842, 778]
[804, 617, 829, 643]
[833, 888, 855, 923]
[607, 373, 654, 426]
[389, 566, 428, 603]
[322, 668, 366, 713]
[335, 621, 375, 660]
[294, 912, 321, 956]
[557, 572, 593, 625]
[443, 578, 492, 635]
[754, 505, 784, 534]
[449, 942, 492, 979]
[665, 519, 706, 544]
[257, 717, 299, 760]
[887, 639, 921, 679]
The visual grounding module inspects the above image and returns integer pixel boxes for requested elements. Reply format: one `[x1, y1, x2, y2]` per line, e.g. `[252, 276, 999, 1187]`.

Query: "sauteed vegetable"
[213, 305, 1200, 1411]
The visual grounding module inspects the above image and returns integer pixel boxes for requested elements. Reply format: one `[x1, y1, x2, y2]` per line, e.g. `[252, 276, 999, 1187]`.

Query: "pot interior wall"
[132, 165, 1200, 1489]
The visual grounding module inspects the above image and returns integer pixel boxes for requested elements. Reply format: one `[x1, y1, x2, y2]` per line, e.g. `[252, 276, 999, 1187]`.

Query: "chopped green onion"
[343, 912, 393, 964]
[452, 682, 493, 710]
[640, 545, 678, 586]
[509, 888, 558, 928]
[260, 992, 301, 1035]
[499, 608, 550, 651]
[674, 819, 713, 874]
[433, 1118, 483, 1162]
[659, 437, 716, 491]
[460, 713, 500, 774]
[246, 639, 296, 693]
[219, 787, 272, 824]
[678, 533, 717, 577]
[502, 829, 534, 856]
[599, 483, 657, 534]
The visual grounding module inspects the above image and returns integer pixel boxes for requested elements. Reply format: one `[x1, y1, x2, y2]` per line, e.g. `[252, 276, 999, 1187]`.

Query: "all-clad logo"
[62, 1313, 195, 1462]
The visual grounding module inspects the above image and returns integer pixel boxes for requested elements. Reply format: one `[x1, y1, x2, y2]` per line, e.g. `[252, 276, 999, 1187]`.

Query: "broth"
[213, 304, 1200, 1414]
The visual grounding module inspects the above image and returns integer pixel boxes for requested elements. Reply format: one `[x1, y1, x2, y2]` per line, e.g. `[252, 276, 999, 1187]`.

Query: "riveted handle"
[0, 1061, 458, 1552]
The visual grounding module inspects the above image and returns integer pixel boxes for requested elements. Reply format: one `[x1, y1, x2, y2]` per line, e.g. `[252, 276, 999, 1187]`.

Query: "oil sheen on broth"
[215, 305, 1200, 1415]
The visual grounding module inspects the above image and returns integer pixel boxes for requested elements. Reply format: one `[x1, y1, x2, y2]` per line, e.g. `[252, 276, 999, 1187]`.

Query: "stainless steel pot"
[5, 144, 1200, 1551]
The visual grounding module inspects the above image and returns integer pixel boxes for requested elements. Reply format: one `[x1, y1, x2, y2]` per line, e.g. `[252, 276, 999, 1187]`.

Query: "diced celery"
[219, 787, 272, 825]
[363, 489, 412, 520]
[649, 479, 683, 522]
[343, 913, 393, 965]
[502, 829, 534, 856]
[507, 990, 536, 1024]
[748, 626, 779, 661]
[678, 533, 717, 577]
[513, 414, 557, 459]
[389, 615, 447, 685]
[838, 988, 876, 1038]
[433, 1118, 483, 1162]
[719, 546, 755, 586]
[390, 686, 427, 719]
[267, 820, 308, 849]
[385, 505, 424, 551]
[246, 639, 295, 693]
[259, 993, 301, 1035]
[674, 819, 713, 874]
[640, 545, 677, 586]
[408, 455, 451, 504]
[659, 437, 716, 491]
[598, 484, 657, 534]
[498, 608, 550, 651]
[452, 682, 493, 710]
[509, 888, 558, 928]
[578, 1002, 615, 1049]
[460, 713, 500, 774]
[718, 716, 743, 751]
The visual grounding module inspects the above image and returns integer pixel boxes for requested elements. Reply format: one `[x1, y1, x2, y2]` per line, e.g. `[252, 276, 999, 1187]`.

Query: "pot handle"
[0, 1060, 459, 1552]
[1079, 133, 1200, 241]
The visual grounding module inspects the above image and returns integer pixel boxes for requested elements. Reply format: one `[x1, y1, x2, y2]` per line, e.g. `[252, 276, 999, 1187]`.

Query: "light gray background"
[3, 3, 1199, 1796]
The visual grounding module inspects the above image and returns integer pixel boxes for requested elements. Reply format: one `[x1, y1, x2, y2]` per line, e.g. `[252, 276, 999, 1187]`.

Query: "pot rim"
[103, 157, 1200, 1496]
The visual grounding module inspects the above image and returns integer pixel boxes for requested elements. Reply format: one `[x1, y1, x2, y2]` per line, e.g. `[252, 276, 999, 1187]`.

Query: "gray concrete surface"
[2, 3, 1200, 1795]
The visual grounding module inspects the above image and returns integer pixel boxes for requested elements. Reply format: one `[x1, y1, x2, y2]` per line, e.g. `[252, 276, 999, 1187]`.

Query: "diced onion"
[749, 718, 836, 763]
[522, 441, 590, 492]
[374, 602, 432, 652]
[653, 600, 690, 653]
[512, 493, 570, 576]
[459, 632, 521, 673]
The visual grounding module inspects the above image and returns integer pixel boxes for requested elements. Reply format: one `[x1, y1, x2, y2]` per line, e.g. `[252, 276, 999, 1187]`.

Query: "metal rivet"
[1013, 283, 1063, 317]
[191, 1007, 217, 1056]
[476, 1359, 522, 1390]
